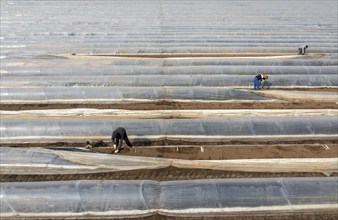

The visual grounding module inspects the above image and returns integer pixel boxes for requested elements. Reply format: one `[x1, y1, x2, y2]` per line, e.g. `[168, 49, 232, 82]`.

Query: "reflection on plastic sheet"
[0, 178, 336, 216]
[0, 87, 271, 102]
[0, 117, 337, 138]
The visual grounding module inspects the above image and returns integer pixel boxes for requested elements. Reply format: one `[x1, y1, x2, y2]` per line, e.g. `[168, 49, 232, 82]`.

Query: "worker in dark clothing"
[298, 45, 308, 55]
[253, 74, 268, 90]
[112, 127, 133, 153]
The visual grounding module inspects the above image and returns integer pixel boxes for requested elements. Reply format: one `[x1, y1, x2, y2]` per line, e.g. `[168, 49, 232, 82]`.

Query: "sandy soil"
[69, 52, 299, 58]
[2, 166, 336, 182]
[1, 100, 337, 111]
[91, 144, 338, 160]
[5, 137, 337, 150]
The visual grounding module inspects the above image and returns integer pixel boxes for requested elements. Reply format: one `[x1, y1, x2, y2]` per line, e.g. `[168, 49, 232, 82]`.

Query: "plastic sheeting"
[2, 59, 338, 76]
[0, 87, 272, 103]
[1, 1, 337, 55]
[1, 116, 337, 143]
[1, 74, 337, 87]
[0, 147, 78, 167]
[1, 55, 338, 88]
[2, 109, 337, 119]
[1, 0, 338, 91]
[1, 178, 337, 217]
[1, 147, 337, 175]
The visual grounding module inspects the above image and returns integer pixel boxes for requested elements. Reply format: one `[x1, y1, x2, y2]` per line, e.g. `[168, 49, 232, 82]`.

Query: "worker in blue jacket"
[253, 74, 268, 90]
[112, 127, 133, 153]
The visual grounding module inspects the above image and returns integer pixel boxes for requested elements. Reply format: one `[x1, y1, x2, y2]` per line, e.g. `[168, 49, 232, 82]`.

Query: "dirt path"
[1, 101, 337, 111]
[90, 144, 337, 160]
[5, 139, 337, 155]
[1, 166, 336, 182]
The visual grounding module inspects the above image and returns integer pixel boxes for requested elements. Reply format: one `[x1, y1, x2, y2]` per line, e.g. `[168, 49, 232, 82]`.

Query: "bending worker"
[298, 44, 308, 55]
[253, 74, 268, 90]
[112, 127, 133, 153]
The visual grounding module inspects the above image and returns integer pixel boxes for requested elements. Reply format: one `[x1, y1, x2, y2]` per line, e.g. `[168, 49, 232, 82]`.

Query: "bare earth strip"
[1, 101, 337, 111]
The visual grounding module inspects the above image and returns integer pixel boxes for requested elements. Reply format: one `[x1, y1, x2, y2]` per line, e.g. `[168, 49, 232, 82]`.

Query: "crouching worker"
[253, 74, 268, 90]
[111, 127, 133, 154]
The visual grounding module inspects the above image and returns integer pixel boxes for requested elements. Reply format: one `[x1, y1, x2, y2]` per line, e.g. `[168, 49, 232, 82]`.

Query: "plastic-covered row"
[1, 177, 336, 217]
[1, 116, 337, 140]
[2, 46, 337, 56]
[1, 147, 336, 175]
[1, 74, 337, 87]
[0, 87, 271, 103]
[2, 66, 337, 81]
[2, 52, 338, 74]
[2, 55, 338, 71]
[1, 0, 337, 56]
